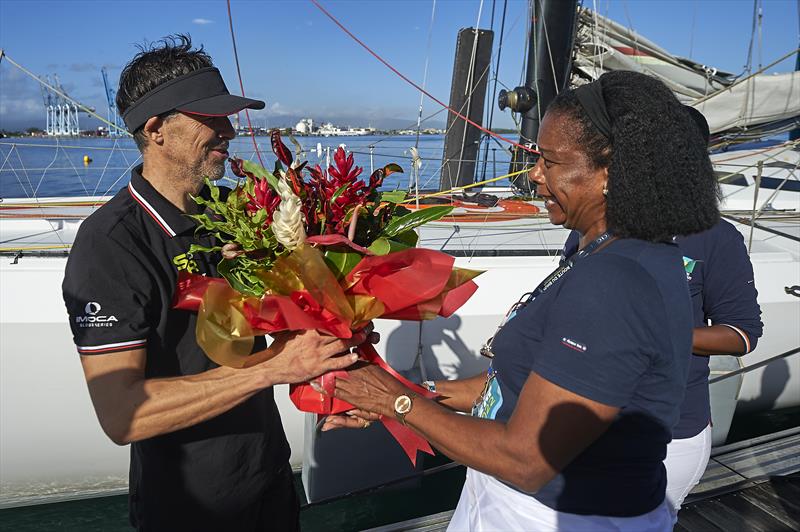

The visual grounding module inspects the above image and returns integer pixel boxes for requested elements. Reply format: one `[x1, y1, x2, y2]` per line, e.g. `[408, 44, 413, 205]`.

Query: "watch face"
[394, 395, 412, 414]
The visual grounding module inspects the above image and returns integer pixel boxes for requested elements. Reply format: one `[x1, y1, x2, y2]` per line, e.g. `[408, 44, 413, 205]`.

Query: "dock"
[367, 426, 800, 531]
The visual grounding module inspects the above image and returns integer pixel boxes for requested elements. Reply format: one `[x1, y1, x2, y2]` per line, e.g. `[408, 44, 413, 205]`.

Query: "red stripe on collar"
[128, 183, 176, 237]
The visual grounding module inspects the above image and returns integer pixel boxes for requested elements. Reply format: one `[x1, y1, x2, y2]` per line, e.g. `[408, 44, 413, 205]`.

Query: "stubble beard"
[203, 159, 226, 181]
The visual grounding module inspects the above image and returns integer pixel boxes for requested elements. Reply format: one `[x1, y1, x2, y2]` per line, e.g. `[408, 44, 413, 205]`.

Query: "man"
[62, 35, 365, 531]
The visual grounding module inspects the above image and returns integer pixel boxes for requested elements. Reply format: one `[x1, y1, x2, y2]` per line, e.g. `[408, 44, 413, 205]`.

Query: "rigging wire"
[413, 0, 437, 150]
[309, 0, 538, 156]
[410, 0, 438, 198]
[453, 2, 486, 187]
[692, 47, 800, 105]
[480, 0, 508, 182]
[226, 0, 264, 168]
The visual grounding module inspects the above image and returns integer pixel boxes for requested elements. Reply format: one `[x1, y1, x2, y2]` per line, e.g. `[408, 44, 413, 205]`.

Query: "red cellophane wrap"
[173, 241, 481, 464]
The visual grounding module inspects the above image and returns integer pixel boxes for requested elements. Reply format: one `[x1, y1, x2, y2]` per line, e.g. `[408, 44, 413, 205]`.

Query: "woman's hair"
[547, 70, 720, 242]
[116, 34, 213, 150]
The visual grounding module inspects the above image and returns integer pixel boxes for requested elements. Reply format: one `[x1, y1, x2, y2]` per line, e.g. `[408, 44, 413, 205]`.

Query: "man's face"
[160, 112, 236, 182]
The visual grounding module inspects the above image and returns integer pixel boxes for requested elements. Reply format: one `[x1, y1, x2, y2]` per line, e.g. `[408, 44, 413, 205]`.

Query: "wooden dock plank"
[740, 482, 800, 528]
[713, 435, 800, 479]
[705, 493, 795, 532]
[675, 506, 725, 531]
[689, 459, 746, 494]
[678, 475, 800, 532]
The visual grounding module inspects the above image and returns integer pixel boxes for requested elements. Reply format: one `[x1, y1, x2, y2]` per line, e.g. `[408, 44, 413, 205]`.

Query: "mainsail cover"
[572, 8, 800, 135]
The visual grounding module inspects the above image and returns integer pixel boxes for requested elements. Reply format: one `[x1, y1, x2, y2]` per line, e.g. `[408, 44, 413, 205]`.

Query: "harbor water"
[0, 134, 516, 199]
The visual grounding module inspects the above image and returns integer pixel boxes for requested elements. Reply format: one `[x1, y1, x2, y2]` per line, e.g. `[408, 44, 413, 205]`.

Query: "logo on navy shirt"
[76, 302, 118, 327]
[561, 337, 587, 352]
[683, 256, 699, 282]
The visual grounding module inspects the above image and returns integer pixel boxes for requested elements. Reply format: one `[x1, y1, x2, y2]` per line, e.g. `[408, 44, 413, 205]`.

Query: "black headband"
[121, 67, 265, 132]
[573, 79, 612, 140]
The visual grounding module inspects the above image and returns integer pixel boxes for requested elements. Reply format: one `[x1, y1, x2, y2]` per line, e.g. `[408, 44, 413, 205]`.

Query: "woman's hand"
[321, 408, 382, 431]
[331, 362, 408, 418]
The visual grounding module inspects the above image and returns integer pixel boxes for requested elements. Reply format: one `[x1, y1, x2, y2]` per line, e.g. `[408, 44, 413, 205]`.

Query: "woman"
[561, 109, 763, 520]
[323, 71, 720, 530]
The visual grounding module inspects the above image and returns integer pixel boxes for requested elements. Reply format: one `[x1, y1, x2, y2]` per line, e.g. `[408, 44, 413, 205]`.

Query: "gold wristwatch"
[393, 394, 414, 425]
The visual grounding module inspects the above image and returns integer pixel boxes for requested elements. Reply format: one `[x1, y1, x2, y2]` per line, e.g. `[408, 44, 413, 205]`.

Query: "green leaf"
[367, 237, 391, 256]
[383, 163, 404, 176]
[380, 206, 454, 238]
[218, 258, 264, 297]
[368, 237, 412, 256]
[241, 159, 279, 190]
[394, 229, 419, 247]
[380, 190, 407, 204]
[209, 180, 221, 202]
[189, 243, 222, 254]
[323, 249, 362, 280]
[330, 182, 351, 204]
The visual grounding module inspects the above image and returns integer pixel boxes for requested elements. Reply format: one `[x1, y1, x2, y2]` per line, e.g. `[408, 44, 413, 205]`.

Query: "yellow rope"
[0, 244, 72, 252]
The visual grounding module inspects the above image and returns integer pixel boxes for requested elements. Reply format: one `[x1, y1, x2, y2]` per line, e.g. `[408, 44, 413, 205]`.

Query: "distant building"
[295, 118, 314, 135]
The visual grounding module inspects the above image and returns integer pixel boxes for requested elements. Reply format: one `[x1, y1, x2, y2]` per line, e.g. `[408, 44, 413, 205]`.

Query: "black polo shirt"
[62, 166, 291, 531]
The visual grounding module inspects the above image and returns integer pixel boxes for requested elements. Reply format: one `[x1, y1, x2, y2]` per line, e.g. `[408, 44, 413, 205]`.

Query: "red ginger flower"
[246, 177, 281, 218]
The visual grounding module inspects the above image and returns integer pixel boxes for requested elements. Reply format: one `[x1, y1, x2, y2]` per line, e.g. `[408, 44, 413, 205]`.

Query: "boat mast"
[500, 0, 579, 190]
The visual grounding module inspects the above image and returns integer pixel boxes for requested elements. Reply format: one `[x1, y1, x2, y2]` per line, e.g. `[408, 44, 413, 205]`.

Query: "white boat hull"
[1, 226, 798, 506]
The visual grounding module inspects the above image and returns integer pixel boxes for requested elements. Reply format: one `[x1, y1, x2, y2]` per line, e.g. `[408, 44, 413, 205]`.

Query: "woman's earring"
[602, 186, 608, 197]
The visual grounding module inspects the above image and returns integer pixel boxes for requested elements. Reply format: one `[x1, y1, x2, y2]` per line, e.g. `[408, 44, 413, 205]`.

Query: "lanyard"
[479, 231, 612, 358]
[526, 231, 612, 303]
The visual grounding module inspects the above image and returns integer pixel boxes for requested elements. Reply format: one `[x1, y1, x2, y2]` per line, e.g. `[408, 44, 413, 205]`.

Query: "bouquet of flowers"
[172, 130, 481, 462]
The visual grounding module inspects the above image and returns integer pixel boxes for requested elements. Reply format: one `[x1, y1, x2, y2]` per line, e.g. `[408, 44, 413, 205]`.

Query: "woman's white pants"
[663, 423, 712, 521]
[447, 468, 673, 531]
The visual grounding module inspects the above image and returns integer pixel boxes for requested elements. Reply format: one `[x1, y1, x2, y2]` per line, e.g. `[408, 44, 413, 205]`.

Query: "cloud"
[266, 102, 296, 116]
[0, 67, 46, 130]
[192, 18, 214, 25]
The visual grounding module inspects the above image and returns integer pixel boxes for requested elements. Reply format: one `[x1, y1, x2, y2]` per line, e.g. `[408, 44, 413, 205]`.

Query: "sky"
[1, 0, 797, 132]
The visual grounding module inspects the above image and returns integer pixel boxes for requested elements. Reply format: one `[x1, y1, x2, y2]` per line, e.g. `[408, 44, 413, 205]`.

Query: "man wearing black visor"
[62, 35, 367, 531]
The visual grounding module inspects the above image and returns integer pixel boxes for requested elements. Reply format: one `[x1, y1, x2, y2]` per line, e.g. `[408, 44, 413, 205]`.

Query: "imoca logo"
[76, 301, 117, 326]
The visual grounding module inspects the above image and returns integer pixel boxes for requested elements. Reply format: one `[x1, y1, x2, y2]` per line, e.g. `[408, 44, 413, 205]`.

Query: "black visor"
[122, 67, 265, 132]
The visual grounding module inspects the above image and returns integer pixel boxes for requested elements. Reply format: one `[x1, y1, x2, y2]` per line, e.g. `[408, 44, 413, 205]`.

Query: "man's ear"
[143, 116, 165, 146]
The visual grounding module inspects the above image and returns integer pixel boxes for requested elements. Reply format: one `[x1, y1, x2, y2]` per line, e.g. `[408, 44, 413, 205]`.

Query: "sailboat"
[0, 0, 798, 518]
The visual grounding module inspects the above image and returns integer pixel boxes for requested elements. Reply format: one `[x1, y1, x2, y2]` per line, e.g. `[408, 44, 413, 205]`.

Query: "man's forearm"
[91, 363, 271, 445]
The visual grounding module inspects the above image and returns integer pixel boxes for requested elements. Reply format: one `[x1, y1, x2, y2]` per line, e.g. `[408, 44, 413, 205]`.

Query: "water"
[0, 134, 516, 200]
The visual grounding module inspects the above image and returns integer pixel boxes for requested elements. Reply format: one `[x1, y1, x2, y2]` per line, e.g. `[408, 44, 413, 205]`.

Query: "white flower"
[272, 179, 306, 250]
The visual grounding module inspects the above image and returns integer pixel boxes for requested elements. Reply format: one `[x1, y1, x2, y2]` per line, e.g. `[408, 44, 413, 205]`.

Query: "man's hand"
[221, 242, 244, 259]
[252, 325, 379, 386]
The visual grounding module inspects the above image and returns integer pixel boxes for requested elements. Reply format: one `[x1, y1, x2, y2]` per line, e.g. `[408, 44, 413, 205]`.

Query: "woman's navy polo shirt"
[564, 221, 763, 439]
[62, 166, 290, 530]
[477, 238, 692, 516]
[673, 220, 763, 437]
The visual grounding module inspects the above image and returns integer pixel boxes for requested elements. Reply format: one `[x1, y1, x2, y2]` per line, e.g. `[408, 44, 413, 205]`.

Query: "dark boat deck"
[367, 426, 800, 532]
[676, 473, 800, 532]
